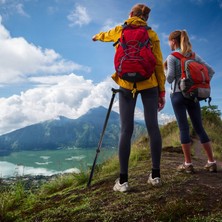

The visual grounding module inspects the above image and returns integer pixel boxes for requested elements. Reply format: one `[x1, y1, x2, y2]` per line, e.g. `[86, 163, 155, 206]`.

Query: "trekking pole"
[87, 88, 121, 187]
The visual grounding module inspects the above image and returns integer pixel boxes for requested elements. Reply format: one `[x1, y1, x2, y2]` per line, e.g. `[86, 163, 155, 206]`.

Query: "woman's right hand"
[158, 97, 166, 112]
[92, 35, 97, 41]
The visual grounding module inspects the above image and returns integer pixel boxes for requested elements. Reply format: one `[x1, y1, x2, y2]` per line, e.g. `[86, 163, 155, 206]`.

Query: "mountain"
[0, 106, 145, 155]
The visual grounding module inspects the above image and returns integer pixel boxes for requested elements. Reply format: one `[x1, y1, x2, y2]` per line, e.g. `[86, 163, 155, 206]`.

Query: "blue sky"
[0, 0, 221, 135]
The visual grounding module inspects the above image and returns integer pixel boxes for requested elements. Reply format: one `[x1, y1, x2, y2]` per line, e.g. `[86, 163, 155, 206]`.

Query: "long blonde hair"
[130, 4, 151, 21]
[169, 30, 192, 55]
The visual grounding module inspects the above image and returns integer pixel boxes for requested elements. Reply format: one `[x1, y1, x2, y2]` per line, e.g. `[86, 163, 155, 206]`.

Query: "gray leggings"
[118, 86, 162, 174]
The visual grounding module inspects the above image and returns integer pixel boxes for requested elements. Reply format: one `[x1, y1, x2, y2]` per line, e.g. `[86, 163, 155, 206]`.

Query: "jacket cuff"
[159, 91, 165, 97]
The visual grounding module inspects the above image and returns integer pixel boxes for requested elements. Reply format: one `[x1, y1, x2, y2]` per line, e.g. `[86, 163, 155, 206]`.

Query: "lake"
[0, 147, 117, 178]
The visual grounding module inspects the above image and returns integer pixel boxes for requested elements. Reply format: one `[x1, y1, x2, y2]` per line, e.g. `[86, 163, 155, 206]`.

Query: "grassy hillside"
[0, 110, 222, 222]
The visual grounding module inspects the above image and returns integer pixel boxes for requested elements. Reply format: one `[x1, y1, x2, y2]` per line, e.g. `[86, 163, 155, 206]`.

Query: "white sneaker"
[147, 174, 162, 187]
[113, 179, 129, 192]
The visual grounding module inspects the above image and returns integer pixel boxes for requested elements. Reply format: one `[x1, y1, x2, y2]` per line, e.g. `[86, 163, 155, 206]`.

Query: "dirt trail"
[162, 140, 222, 212]
[193, 138, 222, 168]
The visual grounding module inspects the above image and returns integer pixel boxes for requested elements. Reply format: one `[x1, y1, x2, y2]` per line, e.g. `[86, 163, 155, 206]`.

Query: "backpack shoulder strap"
[122, 22, 128, 29]
[113, 23, 128, 47]
[172, 51, 196, 60]
[171, 52, 187, 78]
[191, 52, 195, 59]
[171, 52, 184, 60]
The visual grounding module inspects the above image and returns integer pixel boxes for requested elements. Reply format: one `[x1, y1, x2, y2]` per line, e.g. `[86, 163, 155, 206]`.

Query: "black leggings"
[118, 87, 162, 174]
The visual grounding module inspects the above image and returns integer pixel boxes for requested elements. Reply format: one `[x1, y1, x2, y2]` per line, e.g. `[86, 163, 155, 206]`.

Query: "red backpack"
[172, 52, 211, 103]
[114, 24, 156, 83]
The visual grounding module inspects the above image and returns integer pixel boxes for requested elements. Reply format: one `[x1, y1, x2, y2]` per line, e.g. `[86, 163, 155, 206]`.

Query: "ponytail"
[180, 30, 192, 55]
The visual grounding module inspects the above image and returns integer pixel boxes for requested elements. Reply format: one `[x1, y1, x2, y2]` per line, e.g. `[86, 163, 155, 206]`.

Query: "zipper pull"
[131, 88, 137, 98]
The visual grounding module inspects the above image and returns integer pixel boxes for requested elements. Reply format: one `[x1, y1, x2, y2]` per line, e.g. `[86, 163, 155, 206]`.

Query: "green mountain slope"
[0, 106, 146, 155]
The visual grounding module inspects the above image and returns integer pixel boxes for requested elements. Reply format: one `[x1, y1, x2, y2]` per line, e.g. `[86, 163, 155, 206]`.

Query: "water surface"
[0, 147, 117, 178]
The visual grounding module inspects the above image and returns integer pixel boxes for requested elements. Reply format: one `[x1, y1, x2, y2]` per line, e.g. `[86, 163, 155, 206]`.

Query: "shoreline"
[0, 174, 60, 190]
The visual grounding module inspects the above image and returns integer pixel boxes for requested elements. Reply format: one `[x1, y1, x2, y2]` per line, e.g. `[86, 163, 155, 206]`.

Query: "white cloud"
[0, 74, 117, 135]
[151, 23, 159, 31]
[0, 73, 174, 135]
[0, 1, 29, 17]
[0, 17, 90, 84]
[100, 19, 120, 32]
[47, 6, 58, 15]
[0, 16, 10, 39]
[161, 32, 170, 45]
[15, 3, 29, 17]
[190, 34, 208, 43]
[67, 5, 91, 27]
[134, 105, 175, 125]
[158, 112, 175, 125]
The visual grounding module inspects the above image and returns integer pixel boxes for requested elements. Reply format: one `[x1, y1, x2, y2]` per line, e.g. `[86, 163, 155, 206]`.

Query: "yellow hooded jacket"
[94, 17, 166, 97]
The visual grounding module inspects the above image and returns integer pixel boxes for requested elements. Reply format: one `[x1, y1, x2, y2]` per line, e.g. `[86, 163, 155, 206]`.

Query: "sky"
[0, 0, 221, 135]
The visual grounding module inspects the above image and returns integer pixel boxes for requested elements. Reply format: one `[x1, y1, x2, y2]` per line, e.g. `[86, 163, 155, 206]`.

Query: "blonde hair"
[130, 4, 151, 21]
[169, 30, 192, 55]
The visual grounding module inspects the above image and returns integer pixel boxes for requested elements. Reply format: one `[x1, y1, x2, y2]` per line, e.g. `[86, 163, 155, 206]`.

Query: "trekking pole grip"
[112, 88, 122, 94]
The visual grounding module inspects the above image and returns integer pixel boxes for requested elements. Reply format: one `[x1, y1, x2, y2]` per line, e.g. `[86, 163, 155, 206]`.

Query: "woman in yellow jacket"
[93, 4, 166, 192]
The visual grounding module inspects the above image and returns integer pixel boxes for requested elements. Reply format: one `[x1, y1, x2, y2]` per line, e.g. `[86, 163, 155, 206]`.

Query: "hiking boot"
[147, 174, 162, 187]
[204, 162, 217, 172]
[177, 163, 194, 174]
[113, 179, 130, 192]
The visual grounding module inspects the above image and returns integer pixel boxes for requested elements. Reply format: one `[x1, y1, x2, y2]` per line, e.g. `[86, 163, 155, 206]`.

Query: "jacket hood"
[124, 16, 148, 26]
